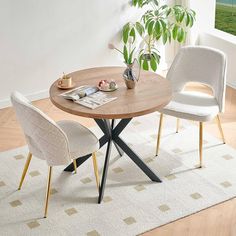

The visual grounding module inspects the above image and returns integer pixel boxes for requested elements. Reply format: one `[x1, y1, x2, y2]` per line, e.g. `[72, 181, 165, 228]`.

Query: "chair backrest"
[11, 91, 71, 166]
[167, 46, 227, 112]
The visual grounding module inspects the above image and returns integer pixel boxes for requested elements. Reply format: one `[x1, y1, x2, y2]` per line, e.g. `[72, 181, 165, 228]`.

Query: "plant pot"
[124, 78, 136, 89]
[123, 62, 139, 89]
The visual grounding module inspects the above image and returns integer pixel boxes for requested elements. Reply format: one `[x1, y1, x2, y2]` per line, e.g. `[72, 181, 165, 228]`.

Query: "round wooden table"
[50, 66, 172, 203]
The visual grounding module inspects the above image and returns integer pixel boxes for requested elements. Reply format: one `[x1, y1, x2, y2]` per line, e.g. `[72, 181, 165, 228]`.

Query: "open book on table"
[60, 85, 117, 109]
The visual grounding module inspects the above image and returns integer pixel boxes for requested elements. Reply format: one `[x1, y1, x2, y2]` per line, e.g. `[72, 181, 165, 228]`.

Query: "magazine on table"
[60, 85, 117, 109]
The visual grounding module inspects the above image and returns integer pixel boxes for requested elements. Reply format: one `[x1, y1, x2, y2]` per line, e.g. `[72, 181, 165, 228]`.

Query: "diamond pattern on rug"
[103, 196, 112, 203]
[29, 171, 40, 177]
[132, 121, 141, 126]
[50, 188, 58, 195]
[222, 154, 234, 160]
[80, 177, 92, 184]
[65, 208, 78, 216]
[123, 217, 136, 225]
[134, 185, 146, 192]
[165, 174, 177, 181]
[27, 221, 40, 229]
[220, 181, 232, 188]
[150, 134, 157, 139]
[14, 155, 25, 160]
[9, 200, 22, 207]
[158, 204, 170, 212]
[87, 230, 101, 236]
[0, 181, 6, 187]
[172, 148, 182, 154]
[190, 193, 202, 200]
[144, 157, 154, 163]
[112, 167, 124, 173]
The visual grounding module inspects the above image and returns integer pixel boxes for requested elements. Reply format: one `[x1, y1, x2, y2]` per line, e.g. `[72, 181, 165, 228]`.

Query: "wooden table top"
[50, 66, 172, 119]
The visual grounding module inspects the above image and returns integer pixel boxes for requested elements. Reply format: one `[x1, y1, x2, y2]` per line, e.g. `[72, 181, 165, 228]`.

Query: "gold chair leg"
[92, 152, 100, 192]
[156, 113, 164, 156]
[216, 114, 226, 144]
[73, 159, 77, 174]
[44, 166, 52, 218]
[18, 152, 32, 190]
[176, 118, 180, 133]
[199, 122, 203, 168]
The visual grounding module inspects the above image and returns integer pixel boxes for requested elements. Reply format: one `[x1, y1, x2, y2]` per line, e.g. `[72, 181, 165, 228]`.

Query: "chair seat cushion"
[160, 91, 220, 122]
[57, 120, 99, 159]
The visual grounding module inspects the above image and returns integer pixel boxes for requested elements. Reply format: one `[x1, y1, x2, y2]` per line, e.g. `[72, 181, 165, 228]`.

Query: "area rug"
[1, 112, 236, 236]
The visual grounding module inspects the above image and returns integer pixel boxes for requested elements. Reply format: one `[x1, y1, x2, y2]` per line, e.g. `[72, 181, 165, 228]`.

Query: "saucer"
[98, 85, 118, 92]
[57, 82, 76, 90]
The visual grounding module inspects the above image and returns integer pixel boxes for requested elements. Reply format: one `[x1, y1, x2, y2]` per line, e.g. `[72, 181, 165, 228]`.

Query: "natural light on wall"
[215, 0, 236, 36]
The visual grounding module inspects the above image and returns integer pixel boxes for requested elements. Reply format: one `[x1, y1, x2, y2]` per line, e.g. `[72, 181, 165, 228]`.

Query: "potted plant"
[121, 0, 196, 72]
[109, 40, 139, 89]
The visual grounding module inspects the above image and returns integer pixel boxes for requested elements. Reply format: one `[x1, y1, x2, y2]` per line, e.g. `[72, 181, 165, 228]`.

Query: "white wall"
[0, 0, 143, 108]
[188, 0, 236, 88]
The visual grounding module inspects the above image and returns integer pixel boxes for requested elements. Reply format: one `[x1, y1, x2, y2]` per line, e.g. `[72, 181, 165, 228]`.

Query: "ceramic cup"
[58, 77, 72, 87]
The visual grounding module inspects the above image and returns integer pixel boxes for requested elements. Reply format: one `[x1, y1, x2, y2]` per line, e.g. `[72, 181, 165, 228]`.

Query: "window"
[215, 0, 236, 36]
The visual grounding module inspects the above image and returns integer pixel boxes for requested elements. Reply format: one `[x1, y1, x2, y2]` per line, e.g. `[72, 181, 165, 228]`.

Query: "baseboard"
[0, 90, 49, 109]
[227, 81, 236, 90]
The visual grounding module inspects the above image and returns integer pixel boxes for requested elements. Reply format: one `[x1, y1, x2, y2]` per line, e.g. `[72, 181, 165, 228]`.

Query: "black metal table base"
[64, 118, 162, 203]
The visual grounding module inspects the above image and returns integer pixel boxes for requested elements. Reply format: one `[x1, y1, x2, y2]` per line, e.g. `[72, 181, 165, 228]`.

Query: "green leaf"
[189, 14, 194, 27]
[143, 58, 149, 70]
[135, 22, 144, 36]
[148, 20, 155, 35]
[123, 45, 128, 63]
[186, 13, 190, 27]
[162, 32, 168, 44]
[179, 12, 185, 23]
[132, 0, 138, 6]
[129, 28, 136, 43]
[145, 18, 153, 29]
[150, 55, 157, 71]
[172, 24, 178, 40]
[155, 21, 162, 36]
[153, 0, 159, 6]
[123, 23, 130, 44]
[128, 47, 136, 64]
[138, 0, 143, 7]
[152, 51, 160, 64]
[177, 28, 185, 42]
[160, 19, 167, 32]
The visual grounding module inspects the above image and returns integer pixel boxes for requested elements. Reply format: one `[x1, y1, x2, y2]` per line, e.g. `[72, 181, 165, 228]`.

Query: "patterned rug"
[1, 113, 236, 236]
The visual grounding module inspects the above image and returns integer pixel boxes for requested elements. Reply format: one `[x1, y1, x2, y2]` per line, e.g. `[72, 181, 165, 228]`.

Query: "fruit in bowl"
[98, 80, 117, 91]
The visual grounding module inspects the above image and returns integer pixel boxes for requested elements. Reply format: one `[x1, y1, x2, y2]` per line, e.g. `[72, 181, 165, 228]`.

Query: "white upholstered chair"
[156, 46, 227, 167]
[11, 91, 100, 218]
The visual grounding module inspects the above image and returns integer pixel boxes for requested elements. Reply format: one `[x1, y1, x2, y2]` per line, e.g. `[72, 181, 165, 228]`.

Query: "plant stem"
[114, 47, 124, 55]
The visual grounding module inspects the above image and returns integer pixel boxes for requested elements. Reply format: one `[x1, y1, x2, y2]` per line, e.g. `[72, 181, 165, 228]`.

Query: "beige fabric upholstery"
[161, 91, 219, 122]
[161, 46, 227, 121]
[57, 120, 99, 158]
[11, 91, 99, 166]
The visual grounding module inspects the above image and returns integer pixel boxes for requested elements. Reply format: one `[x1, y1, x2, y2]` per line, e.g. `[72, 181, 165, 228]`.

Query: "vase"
[123, 63, 137, 89]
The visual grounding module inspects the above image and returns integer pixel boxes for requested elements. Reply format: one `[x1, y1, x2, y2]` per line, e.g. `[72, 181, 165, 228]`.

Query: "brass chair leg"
[44, 166, 52, 218]
[73, 159, 77, 174]
[92, 152, 100, 192]
[18, 152, 32, 190]
[199, 122, 203, 168]
[156, 113, 164, 156]
[176, 118, 180, 133]
[216, 114, 226, 144]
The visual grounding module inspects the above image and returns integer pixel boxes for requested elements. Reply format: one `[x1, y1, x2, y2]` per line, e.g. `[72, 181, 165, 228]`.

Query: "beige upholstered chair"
[11, 91, 100, 218]
[156, 46, 227, 167]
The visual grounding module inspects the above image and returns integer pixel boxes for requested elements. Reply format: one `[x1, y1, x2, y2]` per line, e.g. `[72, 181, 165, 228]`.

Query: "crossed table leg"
[64, 118, 162, 203]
